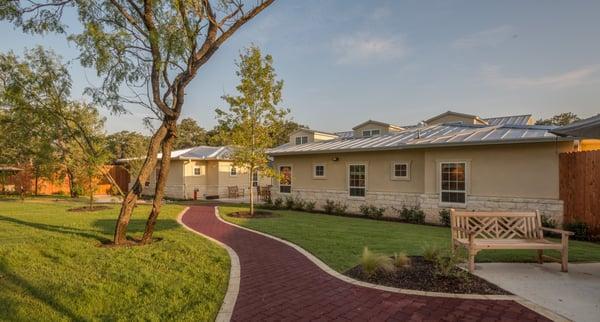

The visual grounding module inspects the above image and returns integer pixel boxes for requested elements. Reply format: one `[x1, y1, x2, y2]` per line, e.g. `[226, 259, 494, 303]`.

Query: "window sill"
[348, 195, 366, 200]
[390, 177, 410, 181]
[312, 176, 327, 180]
[439, 202, 467, 209]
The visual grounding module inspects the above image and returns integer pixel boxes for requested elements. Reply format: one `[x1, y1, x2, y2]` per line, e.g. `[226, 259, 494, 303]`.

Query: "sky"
[1, 0, 600, 134]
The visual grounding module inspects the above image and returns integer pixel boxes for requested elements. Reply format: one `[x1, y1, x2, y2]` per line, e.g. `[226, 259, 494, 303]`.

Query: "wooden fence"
[559, 150, 600, 234]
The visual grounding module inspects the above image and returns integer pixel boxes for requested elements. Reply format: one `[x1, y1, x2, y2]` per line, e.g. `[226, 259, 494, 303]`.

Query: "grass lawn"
[220, 206, 600, 272]
[0, 198, 229, 321]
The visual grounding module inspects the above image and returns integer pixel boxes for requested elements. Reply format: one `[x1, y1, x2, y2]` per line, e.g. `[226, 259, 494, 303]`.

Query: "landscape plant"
[359, 204, 386, 219]
[439, 209, 451, 227]
[1, 0, 275, 245]
[392, 252, 410, 268]
[395, 205, 426, 224]
[360, 247, 394, 277]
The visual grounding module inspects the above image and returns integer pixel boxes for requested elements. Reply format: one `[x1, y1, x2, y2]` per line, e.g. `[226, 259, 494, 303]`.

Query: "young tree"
[174, 117, 207, 149]
[536, 112, 580, 126]
[215, 46, 288, 215]
[1, 0, 276, 245]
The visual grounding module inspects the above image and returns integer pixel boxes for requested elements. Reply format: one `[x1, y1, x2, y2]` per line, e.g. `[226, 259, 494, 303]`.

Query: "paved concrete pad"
[474, 262, 600, 322]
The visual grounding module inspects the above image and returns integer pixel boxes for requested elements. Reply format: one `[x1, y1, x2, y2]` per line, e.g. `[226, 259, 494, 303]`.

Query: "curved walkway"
[180, 206, 553, 322]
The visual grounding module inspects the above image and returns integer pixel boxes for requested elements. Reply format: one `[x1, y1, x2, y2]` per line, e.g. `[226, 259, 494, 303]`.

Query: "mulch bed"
[345, 256, 510, 295]
[67, 205, 112, 212]
[228, 211, 279, 218]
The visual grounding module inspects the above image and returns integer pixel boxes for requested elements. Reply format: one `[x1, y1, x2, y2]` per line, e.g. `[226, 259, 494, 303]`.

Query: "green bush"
[541, 214, 557, 228]
[433, 251, 465, 278]
[305, 201, 316, 212]
[360, 247, 395, 277]
[392, 252, 410, 268]
[292, 196, 306, 211]
[284, 196, 295, 209]
[422, 244, 442, 262]
[564, 221, 591, 241]
[359, 204, 386, 219]
[439, 209, 451, 227]
[395, 205, 425, 224]
[323, 199, 336, 214]
[272, 197, 283, 209]
[333, 202, 348, 215]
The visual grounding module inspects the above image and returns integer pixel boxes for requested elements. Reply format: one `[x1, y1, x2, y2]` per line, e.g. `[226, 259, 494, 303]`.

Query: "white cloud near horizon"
[332, 32, 409, 64]
[453, 25, 515, 49]
[482, 64, 600, 89]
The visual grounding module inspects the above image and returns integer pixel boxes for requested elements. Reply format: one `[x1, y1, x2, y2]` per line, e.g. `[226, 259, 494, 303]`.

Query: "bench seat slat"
[454, 238, 562, 250]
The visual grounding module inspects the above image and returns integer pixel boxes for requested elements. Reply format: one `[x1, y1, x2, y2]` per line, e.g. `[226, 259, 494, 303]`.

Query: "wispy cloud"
[482, 64, 600, 89]
[332, 32, 409, 64]
[453, 25, 516, 49]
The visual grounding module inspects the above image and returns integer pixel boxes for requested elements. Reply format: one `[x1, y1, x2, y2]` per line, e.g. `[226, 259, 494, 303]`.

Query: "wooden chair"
[450, 209, 574, 273]
[227, 186, 244, 198]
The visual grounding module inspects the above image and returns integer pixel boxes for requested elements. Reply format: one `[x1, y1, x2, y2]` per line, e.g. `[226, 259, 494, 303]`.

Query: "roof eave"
[268, 137, 573, 156]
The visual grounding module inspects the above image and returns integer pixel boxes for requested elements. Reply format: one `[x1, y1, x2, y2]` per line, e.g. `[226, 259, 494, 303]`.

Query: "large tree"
[536, 112, 580, 126]
[215, 46, 288, 215]
[1, 0, 275, 245]
[106, 130, 150, 177]
[174, 117, 207, 149]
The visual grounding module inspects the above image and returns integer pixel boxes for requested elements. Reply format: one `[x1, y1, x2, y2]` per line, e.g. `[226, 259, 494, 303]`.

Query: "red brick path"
[181, 206, 550, 322]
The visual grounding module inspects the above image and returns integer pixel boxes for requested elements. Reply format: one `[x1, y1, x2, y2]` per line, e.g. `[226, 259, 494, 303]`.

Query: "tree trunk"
[141, 121, 176, 244]
[89, 173, 93, 209]
[249, 168, 254, 215]
[66, 168, 78, 198]
[113, 124, 168, 245]
[34, 174, 38, 196]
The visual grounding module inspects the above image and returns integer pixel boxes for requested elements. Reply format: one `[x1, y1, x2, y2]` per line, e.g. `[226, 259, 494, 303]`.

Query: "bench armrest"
[541, 227, 574, 236]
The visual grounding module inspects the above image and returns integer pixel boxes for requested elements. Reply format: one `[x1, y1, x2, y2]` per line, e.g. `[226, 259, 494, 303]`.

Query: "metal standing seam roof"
[117, 146, 233, 163]
[483, 114, 532, 126]
[268, 123, 570, 155]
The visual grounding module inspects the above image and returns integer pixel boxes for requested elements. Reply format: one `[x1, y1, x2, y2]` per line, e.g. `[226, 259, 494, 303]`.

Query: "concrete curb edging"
[176, 207, 240, 322]
[213, 207, 570, 322]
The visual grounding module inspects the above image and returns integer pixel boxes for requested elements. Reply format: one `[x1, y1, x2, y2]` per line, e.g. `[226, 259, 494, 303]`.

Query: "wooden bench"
[450, 209, 574, 273]
[227, 186, 244, 199]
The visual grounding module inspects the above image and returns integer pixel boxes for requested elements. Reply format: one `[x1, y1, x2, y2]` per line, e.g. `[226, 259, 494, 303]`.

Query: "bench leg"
[468, 250, 476, 273]
[561, 237, 569, 272]
[537, 250, 543, 264]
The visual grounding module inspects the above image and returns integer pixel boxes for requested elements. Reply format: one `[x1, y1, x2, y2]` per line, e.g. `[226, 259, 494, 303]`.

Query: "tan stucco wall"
[353, 123, 400, 137]
[272, 141, 573, 200]
[427, 114, 486, 125]
[581, 139, 600, 151]
[290, 130, 337, 144]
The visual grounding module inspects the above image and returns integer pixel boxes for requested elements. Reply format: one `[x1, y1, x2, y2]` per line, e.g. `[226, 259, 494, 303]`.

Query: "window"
[252, 171, 259, 187]
[279, 166, 292, 193]
[314, 164, 325, 178]
[391, 162, 410, 180]
[230, 166, 237, 176]
[295, 136, 308, 145]
[362, 129, 381, 137]
[348, 164, 366, 197]
[440, 162, 466, 204]
[193, 167, 202, 176]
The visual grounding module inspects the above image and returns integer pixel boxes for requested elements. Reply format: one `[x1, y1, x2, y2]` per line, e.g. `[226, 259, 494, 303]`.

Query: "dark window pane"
[280, 186, 291, 193]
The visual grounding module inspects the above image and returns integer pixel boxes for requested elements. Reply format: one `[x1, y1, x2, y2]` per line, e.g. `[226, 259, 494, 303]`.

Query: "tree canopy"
[536, 112, 580, 126]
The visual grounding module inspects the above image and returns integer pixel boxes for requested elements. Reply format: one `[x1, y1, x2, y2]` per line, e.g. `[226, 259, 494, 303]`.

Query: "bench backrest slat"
[450, 209, 543, 240]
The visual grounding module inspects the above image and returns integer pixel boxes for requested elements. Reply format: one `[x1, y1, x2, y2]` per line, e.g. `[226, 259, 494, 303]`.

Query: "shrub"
[541, 214, 557, 228]
[305, 201, 316, 212]
[292, 196, 306, 211]
[439, 209, 451, 227]
[284, 196, 295, 209]
[422, 244, 442, 262]
[392, 252, 410, 268]
[323, 199, 336, 214]
[563, 221, 591, 241]
[395, 205, 425, 224]
[360, 204, 386, 219]
[273, 197, 283, 209]
[359, 204, 371, 217]
[433, 251, 465, 278]
[360, 247, 395, 277]
[333, 202, 348, 215]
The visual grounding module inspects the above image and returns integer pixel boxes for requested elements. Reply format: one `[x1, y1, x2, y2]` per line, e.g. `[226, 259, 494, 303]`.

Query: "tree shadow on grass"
[91, 219, 180, 235]
[0, 261, 85, 321]
[0, 215, 111, 244]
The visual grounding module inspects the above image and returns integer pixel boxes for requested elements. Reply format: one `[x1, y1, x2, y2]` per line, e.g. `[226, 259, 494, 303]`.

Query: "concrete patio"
[473, 262, 600, 322]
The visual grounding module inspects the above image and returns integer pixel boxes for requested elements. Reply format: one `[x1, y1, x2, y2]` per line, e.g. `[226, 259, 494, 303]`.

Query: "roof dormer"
[352, 120, 404, 138]
[289, 129, 338, 145]
[425, 111, 488, 126]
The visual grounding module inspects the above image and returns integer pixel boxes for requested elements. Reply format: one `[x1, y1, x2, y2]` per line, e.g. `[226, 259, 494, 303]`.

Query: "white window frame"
[362, 129, 381, 137]
[313, 163, 326, 179]
[193, 166, 203, 176]
[347, 162, 367, 199]
[391, 161, 411, 181]
[229, 166, 238, 177]
[438, 161, 469, 207]
[295, 136, 308, 145]
[252, 171, 259, 187]
[279, 165, 292, 194]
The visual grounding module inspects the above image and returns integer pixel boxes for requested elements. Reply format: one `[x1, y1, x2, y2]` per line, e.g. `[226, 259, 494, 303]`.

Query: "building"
[268, 111, 600, 224]
[121, 146, 270, 200]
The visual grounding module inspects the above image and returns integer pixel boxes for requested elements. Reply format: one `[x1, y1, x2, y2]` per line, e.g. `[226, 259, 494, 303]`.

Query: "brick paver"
[181, 206, 551, 322]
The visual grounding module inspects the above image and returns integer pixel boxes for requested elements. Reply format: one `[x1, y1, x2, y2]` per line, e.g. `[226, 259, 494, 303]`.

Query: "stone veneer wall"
[271, 188, 564, 225]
